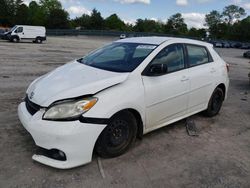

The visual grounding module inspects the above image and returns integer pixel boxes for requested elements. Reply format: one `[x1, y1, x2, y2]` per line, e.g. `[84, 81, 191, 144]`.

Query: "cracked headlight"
[43, 97, 98, 121]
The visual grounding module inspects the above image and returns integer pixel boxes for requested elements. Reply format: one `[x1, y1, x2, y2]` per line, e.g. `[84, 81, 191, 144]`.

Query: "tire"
[36, 37, 42, 43]
[204, 87, 224, 117]
[11, 36, 19, 43]
[95, 111, 138, 158]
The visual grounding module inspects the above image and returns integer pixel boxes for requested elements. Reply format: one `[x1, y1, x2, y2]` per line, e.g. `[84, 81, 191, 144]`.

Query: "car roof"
[116, 36, 212, 47]
[15, 25, 45, 28]
[116, 36, 173, 45]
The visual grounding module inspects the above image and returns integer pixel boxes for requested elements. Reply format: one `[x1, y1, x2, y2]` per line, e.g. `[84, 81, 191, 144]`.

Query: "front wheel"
[95, 111, 137, 158]
[11, 36, 19, 43]
[204, 87, 224, 117]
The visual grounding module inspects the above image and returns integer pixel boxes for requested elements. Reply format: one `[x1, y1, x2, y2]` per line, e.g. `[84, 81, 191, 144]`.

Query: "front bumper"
[18, 102, 106, 169]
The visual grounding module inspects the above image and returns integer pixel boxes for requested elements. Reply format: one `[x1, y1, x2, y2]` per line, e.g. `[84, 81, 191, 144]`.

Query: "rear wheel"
[35, 37, 42, 43]
[95, 111, 137, 158]
[204, 87, 224, 117]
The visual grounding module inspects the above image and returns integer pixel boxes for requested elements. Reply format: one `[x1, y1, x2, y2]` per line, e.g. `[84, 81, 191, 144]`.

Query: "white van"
[5, 25, 46, 43]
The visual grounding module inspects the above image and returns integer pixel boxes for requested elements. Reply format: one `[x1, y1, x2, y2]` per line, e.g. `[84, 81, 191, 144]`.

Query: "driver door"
[15, 27, 24, 39]
[142, 44, 190, 130]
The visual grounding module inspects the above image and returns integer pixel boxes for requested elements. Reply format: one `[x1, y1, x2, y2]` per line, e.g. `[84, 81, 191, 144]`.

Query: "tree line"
[1, 0, 250, 41]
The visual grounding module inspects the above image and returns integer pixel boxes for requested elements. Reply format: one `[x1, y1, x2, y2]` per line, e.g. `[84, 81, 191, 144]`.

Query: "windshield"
[10, 25, 17, 32]
[78, 42, 157, 72]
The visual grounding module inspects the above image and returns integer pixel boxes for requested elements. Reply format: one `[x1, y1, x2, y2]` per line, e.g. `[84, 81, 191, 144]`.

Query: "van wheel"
[95, 111, 137, 158]
[204, 87, 224, 117]
[11, 36, 19, 43]
[36, 38, 42, 43]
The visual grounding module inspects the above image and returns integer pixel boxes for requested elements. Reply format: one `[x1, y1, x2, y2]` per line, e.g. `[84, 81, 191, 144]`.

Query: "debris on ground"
[186, 118, 199, 136]
[97, 157, 106, 179]
[240, 91, 248, 101]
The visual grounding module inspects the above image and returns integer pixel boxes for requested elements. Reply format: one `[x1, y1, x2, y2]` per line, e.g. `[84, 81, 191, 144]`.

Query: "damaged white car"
[18, 37, 229, 169]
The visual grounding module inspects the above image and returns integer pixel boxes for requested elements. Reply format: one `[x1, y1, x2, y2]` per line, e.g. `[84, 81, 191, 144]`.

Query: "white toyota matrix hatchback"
[18, 37, 229, 169]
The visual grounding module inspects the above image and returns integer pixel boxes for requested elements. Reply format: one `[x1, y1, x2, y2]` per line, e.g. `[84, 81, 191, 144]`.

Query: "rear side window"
[186, 45, 211, 67]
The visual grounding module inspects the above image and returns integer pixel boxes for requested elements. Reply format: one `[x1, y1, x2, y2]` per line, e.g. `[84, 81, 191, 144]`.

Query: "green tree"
[105, 14, 126, 31]
[188, 28, 207, 39]
[222, 5, 246, 25]
[46, 8, 70, 29]
[205, 10, 223, 38]
[228, 16, 250, 41]
[71, 14, 91, 29]
[0, 0, 15, 26]
[28, 1, 46, 25]
[90, 9, 104, 30]
[205, 10, 222, 28]
[39, 0, 62, 15]
[15, 4, 29, 24]
[134, 19, 163, 33]
[165, 13, 188, 35]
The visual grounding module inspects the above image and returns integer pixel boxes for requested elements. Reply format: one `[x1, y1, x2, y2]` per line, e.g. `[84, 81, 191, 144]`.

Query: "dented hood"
[26, 61, 129, 106]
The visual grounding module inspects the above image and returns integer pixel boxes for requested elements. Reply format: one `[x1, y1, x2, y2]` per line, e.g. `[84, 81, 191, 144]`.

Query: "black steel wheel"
[204, 87, 224, 117]
[95, 111, 137, 158]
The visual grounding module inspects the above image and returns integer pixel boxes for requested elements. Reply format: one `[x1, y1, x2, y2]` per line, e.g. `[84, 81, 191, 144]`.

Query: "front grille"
[25, 96, 41, 115]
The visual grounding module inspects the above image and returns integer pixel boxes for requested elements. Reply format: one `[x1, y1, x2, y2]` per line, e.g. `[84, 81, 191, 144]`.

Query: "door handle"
[181, 76, 189, 82]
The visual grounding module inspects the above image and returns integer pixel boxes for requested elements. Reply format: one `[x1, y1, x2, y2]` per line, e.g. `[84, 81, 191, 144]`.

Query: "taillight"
[226, 63, 229, 72]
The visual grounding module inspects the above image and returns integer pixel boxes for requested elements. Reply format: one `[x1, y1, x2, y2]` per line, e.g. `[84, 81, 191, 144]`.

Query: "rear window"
[186, 45, 211, 67]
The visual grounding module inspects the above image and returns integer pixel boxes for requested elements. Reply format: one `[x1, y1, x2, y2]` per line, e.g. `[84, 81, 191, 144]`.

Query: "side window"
[15, 27, 23, 33]
[151, 44, 185, 73]
[186, 45, 210, 67]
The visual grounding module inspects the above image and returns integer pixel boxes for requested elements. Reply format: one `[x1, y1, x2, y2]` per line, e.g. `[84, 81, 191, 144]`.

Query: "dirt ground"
[0, 36, 249, 188]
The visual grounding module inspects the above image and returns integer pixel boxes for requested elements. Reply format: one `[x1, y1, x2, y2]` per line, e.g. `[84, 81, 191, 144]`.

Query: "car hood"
[27, 61, 129, 106]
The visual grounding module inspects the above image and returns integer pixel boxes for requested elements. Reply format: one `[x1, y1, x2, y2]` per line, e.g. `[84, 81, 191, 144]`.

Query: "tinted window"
[78, 43, 157, 72]
[186, 45, 210, 67]
[151, 44, 185, 73]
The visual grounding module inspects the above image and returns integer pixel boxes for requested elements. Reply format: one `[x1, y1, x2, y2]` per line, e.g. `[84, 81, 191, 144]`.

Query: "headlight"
[43, 97, 98, 121]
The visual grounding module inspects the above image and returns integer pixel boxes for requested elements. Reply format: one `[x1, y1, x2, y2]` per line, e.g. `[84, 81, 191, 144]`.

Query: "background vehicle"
[233, 42, 242, 48]
[4, 25, 46, 43]
[222, 41, 230, 48]
[241, 43, 250, 49]
[243, 51, 250, 58]
[213, 41, 223, 48]
[0, 29, 5, 39]
[18, 37, 229, 169]
[119, 34, 126, 39]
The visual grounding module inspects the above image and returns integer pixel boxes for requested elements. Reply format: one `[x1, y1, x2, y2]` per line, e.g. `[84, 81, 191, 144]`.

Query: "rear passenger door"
[185, 44, 215, 113]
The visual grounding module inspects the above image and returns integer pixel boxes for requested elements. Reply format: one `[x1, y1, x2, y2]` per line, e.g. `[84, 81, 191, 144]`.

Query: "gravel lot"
[0, 36, 249, 188]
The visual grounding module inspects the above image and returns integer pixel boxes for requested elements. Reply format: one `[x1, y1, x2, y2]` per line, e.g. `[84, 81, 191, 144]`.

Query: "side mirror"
[147, 64, 168, 76]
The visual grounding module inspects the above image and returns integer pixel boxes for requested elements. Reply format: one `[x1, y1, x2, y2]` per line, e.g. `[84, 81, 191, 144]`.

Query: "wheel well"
[111, 109, 144, 139]
[217, 83, 226, 100]
[12, 35, 19, 40]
